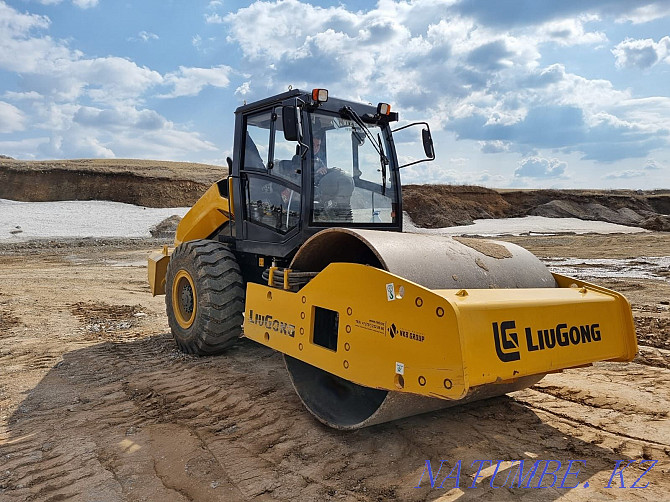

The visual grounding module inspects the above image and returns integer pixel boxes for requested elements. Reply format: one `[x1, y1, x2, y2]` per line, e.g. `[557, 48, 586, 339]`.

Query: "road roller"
[148, 89, 637, 429]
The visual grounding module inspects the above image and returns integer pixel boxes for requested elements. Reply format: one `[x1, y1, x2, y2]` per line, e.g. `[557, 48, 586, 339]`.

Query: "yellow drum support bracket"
[244, 264, 637, 401]
[148, 245, 171, 296]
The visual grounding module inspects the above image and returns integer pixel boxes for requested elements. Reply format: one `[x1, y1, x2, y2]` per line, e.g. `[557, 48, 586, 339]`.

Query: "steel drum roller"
[285, 228, 554, 429]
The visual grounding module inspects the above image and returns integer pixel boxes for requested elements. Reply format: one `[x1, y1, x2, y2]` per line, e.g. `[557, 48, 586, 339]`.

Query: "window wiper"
[341, 106, 389, 194]
[377, 133, 386, 196]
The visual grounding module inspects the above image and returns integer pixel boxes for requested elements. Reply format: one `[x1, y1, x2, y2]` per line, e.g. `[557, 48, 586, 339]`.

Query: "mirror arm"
[397, 157, 434, 169]
[392, 121, 436, 169]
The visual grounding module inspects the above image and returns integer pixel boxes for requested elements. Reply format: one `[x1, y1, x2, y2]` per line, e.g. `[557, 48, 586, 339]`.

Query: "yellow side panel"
[245, 264, 469, 400]
[243, 264, 637, 401]
[175, 182, 231, 246]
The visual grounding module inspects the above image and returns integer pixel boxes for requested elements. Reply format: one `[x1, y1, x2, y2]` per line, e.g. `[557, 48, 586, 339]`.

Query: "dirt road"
[1, 234, 669, 501]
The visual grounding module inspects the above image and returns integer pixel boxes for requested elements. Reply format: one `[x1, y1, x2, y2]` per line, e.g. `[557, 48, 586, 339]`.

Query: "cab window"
[244, 112, 271, 171]
[309, 112, 396, 225]
[273, 107, 302, 185]
[246, 175, 301, 233]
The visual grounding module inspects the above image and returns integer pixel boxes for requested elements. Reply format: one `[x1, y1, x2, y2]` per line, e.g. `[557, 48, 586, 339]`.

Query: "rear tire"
[165, 240, 244, 355]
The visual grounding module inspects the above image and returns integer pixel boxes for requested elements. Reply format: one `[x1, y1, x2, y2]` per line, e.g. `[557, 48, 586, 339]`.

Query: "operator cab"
[228, 88, 434, 264]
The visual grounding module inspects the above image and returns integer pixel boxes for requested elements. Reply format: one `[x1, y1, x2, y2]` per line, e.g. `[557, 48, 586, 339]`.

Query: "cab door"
[238, 107, 303, 257]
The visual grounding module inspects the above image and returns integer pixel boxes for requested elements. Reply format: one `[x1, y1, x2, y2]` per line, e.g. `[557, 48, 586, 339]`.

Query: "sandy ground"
[0, 233, 669, 501]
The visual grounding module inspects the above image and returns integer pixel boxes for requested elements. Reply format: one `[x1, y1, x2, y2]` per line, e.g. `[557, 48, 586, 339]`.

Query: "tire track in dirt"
[635, 346, 670, 369]
[3, 332, 669, 501]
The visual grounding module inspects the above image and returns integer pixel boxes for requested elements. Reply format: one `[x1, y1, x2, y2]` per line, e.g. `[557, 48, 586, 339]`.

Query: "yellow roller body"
[244, 264, 637, 401]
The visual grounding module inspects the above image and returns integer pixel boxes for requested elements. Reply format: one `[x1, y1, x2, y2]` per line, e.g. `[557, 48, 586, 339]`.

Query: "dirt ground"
[0, 233, 669, 501]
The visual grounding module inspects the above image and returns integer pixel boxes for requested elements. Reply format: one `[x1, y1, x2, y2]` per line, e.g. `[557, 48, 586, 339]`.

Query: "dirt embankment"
[0, 159, 224, 208]
[2, 159, 669, 230]
[403, 185, 670, 231]
[501, 189, 670, 231]
[402, 185, 513, 228]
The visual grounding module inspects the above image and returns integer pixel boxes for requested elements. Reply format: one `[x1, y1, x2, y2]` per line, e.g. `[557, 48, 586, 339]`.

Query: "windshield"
[309, 111, 397, 225]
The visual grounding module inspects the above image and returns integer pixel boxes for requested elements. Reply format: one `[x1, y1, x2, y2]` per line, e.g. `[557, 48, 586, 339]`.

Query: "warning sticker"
[395, 362, 405, 375]
[386, 283, 395, 301]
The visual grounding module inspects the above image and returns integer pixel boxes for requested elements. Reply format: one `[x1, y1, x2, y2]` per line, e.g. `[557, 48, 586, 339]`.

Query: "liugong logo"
[493, 320, 602, 362]
[492, 321, 520, 362]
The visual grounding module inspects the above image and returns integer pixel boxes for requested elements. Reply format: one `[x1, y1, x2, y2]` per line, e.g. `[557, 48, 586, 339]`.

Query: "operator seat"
[314, 168, 354, 222]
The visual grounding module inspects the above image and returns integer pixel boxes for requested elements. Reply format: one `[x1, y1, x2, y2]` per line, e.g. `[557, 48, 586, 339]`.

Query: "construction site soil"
[1, 159, 669, 501]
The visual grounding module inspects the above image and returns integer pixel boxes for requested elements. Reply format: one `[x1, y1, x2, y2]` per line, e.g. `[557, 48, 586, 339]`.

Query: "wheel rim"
[172, 270, 197, 329]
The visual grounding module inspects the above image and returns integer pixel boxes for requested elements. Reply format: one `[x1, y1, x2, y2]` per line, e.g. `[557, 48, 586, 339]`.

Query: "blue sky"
[0, 0, 669, 189]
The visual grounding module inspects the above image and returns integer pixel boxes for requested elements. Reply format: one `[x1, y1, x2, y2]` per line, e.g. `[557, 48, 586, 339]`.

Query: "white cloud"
[644, 159, 664, 170]
[235, 81, 251, 96]
[612, 36, 670, 69]
[161, 65, 232, 98]
[223, 0, 540, 106]
[35, 0, 99, 8]
[0, 3, 51, 41]
[3, 91, 42, 101]
[402, 162, 507, 186]
[0, 101, 26, 133]
[218, 0, 670, 166]
[0, 136, 49, 159]
[73, 106, 167, 130]
[205, 0, 226, 23]
[76, 58, 162, 103]
[71, 0, 98, 8]
[0, 4, 162, 103]
[615, 3, 670, 24]
[0, 2, 221, 161]
[480, 140, 510, 153]
[612, 97, 670, 132]
[605, 170, 644, 179]
[535, 18, 607, 46]
[514, 156, 567, 178]
[205, 13, 225, 24]
[128, 31, 159, 43]
[36, 104, 218, 159]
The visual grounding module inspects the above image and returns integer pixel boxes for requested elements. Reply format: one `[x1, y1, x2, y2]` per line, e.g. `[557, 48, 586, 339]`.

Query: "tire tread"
[165, 239, 245, 355]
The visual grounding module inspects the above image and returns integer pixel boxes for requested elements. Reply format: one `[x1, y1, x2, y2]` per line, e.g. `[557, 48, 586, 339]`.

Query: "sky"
[0, 0, 669, 189]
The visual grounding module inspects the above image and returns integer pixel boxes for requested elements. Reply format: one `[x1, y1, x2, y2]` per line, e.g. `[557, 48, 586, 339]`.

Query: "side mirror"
[392, 121, 436, 169]
[282, 106, 301, 141]
[422, 128, 435, 160]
